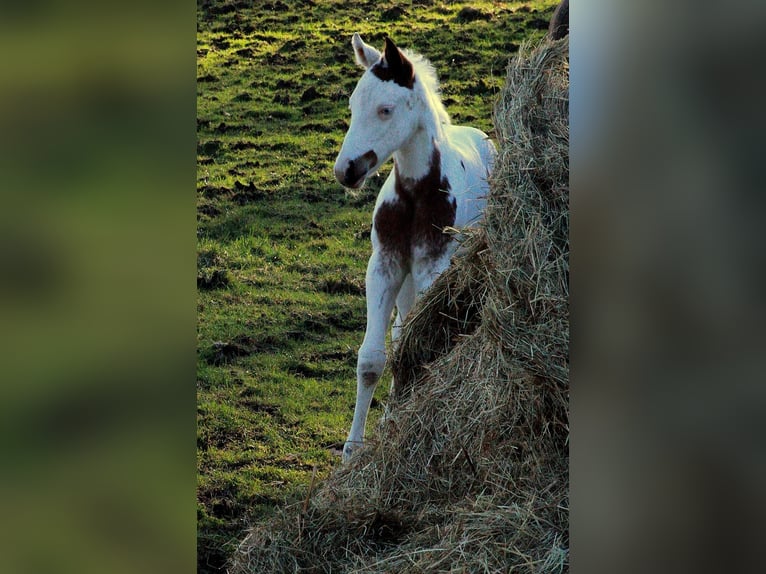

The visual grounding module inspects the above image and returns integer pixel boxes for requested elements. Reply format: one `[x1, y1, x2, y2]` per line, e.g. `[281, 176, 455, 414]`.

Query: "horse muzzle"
[334, 150, 378, 189]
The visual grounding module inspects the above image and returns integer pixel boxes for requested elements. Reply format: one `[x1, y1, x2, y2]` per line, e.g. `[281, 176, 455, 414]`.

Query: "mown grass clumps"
[231, 35, 569, 574]
[198, 248, 232, 290]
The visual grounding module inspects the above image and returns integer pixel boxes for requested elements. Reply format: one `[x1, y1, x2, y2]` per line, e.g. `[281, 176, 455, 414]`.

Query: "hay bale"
[231, 37, 569, 574]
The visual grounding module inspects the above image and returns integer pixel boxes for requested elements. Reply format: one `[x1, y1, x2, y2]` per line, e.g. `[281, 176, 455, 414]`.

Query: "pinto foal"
[334, 34, 495, 461]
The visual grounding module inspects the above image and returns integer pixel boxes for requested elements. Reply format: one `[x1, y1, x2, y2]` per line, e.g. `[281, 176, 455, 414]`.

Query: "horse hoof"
[342, 441, 358, 462]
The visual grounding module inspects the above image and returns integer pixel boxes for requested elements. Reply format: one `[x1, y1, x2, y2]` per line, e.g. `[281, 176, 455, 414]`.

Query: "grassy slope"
[197, 1, 556, 570]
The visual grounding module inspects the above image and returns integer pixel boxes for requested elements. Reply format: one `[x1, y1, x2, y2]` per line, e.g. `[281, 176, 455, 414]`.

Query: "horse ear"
[352, 33, 381, 69]
[383, 37, 414, 88]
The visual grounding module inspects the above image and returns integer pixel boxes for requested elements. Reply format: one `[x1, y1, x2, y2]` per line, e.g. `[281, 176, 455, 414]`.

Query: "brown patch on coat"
[373, 200, 411, 262]
[374, 145, 456, 264]
[361, 371, 379, 388]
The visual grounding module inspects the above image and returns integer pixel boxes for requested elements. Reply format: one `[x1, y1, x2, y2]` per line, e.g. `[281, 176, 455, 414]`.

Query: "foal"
[334, 34, 495, 461]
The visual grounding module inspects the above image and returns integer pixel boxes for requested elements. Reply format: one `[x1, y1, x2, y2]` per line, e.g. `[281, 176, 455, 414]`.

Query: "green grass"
[197, 1, 558, 571]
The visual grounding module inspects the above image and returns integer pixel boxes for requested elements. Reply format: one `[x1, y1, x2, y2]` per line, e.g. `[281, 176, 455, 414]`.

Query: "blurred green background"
[0, 1, 195, 573]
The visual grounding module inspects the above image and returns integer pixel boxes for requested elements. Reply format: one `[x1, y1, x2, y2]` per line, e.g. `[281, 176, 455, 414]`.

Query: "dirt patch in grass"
[456, 6, 492, 22]
[204, 340, 250, 365]
[231, 180, 267, 204]
[317, 276, 364, 296]
[197, 268, 231, 290]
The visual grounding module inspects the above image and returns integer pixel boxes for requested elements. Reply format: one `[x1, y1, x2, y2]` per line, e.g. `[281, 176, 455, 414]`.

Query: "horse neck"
[394, 130, 435, 182]
[393, 93, 445, 182]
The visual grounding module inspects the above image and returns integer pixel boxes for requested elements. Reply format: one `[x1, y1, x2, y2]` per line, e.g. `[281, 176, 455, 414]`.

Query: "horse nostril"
[334, 154, 373, 187]
[344, 161, 358, 186]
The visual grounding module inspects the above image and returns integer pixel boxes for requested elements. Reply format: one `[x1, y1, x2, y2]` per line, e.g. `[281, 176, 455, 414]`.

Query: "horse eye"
[378, 106, 393, 118]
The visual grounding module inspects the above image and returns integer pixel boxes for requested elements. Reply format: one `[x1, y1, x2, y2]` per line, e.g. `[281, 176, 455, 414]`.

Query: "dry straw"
[232, 36, 569, 574]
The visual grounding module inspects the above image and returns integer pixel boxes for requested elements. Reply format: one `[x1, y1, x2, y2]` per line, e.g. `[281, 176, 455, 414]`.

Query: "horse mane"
[402, 49, 451, 132]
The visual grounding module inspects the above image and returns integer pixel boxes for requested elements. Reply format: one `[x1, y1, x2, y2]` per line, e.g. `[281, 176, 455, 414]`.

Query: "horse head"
[334, 34, 421, 189]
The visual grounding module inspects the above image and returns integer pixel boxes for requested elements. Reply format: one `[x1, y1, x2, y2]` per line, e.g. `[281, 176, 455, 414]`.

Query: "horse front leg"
[343, 251, 404, 461]
[391, 272, 415, 345]
[387, 273, 415, 403]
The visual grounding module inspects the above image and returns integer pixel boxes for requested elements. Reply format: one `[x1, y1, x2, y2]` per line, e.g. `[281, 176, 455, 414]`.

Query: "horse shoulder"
[437, 133, 487, 195]
[437, 127, 492, 228]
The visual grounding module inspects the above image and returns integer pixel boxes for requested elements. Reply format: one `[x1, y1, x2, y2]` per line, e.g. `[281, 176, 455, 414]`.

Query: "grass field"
[197, 1, 558, 570]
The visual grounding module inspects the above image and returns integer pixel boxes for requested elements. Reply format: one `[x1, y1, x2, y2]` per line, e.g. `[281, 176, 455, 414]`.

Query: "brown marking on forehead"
[373, 145, 456, 263]
[371, 62, 415, 89]
[370, 38, 415, 89]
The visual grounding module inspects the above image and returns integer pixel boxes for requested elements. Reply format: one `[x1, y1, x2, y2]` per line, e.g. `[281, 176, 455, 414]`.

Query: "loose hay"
[231, 37, 569, 574]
